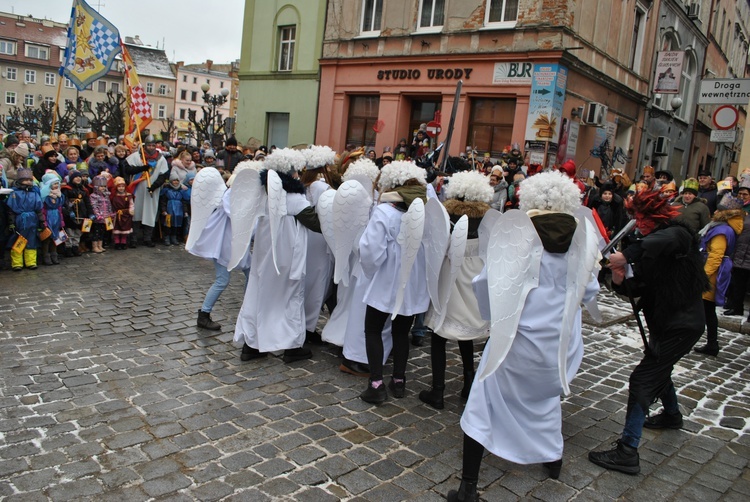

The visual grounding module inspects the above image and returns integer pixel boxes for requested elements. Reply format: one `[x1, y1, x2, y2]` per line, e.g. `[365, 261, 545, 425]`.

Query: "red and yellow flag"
[122, 44, 152, 148]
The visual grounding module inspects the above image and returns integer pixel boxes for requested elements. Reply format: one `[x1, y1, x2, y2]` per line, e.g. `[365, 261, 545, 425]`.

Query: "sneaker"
[388, 378, 406, 398]
[644, 411, 683, 430]
[588, 440, 640, 475]
[360, 382, 387, 404]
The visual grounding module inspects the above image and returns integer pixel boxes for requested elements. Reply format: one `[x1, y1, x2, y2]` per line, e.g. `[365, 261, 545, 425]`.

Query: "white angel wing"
[186, 167, 226, 252]
[316, 189, 336, 252]
[478, 208, 502, 265]
[348, 173, 375, 196]
[392, 198, 425, 320]
[267, 169, 287, 275]
[333, 180, 371, 287]
[558, 218, 601, 394]
[228, 169, 265, 271]
[423, 198, 451, 314]
[573, 206, 604, 322]
[431, 215, 469, 333]
[478, 210, 543, 382]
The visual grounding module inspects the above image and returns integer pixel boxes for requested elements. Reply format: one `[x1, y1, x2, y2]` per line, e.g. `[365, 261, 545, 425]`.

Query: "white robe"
[461, 251, 599, 464]
[126, 151, 169, 227]
[189, 189, 251, 270]
[425, 238, 489, 341]
[359, 203, 429, 316]
[304, 180, 334, 331]
[234, 192, 309, 352]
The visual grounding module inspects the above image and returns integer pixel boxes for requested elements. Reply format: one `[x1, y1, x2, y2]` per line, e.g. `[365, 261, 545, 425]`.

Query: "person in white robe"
[447, 171, 600, 502]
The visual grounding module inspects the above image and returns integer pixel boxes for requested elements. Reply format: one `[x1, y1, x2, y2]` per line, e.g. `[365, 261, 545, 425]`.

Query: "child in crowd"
[110, 177, 134, 250]
[6, 168, 44, 271]
[62, 170, 93, 257]
[87, 146, 119, 178]
[40, 173, 66, 265]
[160, 173, 189, 246]
[89, 175, 115, 253]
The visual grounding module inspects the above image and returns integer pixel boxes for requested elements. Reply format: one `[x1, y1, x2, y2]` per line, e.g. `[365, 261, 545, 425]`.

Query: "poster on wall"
[653, 51, 684, 94]
[524, 63, 568, 165]
[564, 120, 579, 163]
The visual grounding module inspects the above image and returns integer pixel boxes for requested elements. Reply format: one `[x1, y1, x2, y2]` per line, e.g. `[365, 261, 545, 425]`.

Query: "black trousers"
[364, 306, 414, 381]
[430, 333, 474, 388]
[725, 267, 750, 312]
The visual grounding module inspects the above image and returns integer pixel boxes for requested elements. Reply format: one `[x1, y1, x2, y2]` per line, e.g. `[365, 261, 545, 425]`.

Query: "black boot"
[240, 343, 268, 361]
[283, 347, 312, 363]
[197, 310, 221, 330]
[694, 344, 719, 356]
[588, 440, 640, 475]
[305, 330, 325, 345]
[461, 371, 475, 400]
[644, 410, 683, 429]
[446, 480, 479, 502]
[419, 386, 445, 410]
[543, 459, 562, 479]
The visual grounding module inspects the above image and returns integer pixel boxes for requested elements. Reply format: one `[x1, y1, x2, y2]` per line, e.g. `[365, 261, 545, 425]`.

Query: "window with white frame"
[419, 0, 445, 30]
[24, 69, 36, 84]
[44, 96, 54, 106]
[65, 77, 74, 88]
[157, 104, 167, 119]
[629, 4, 648, 71]
[45, 72, 56, 86]
[485, 0, 519, 26]
[278, 26, 296, 72]
[6, 67, 16, 81]
[24, 94, 34, 107]
[25, 44, 49, 60]
[158, 84, 167, 95]
[146, 82, 153, 94]
[0, 39, 16, 55]
[5, 91, 16, 105]
[110, 82, 120, 94]
[361, 0, 382, 35]
[98, 81, 107, 92]
[677, 52, 696, 121]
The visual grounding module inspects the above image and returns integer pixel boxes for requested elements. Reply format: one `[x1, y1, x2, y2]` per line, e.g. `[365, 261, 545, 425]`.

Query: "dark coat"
[698, 182, 718, 214]
[732, 209, 750, 270]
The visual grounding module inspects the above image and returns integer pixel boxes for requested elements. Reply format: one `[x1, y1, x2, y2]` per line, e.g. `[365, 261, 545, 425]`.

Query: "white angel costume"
[304, 179, 334, 333]
[126, 150, 169, 228]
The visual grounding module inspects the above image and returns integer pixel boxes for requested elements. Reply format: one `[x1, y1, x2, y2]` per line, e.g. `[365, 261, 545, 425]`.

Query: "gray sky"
[0, 0, 245, 64]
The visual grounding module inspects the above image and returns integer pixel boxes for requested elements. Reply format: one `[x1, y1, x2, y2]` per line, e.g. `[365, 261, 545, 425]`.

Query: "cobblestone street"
[1, 246, 749, 501]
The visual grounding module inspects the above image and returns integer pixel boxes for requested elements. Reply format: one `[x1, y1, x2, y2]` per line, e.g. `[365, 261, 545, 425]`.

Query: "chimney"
[206, 59, 213, 71]
[176, 61, 184, 69]
[134, 35, 143, 45]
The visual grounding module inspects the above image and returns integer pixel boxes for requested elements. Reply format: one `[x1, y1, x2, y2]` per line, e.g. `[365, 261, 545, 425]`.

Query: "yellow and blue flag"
[60, 0, 121, 91]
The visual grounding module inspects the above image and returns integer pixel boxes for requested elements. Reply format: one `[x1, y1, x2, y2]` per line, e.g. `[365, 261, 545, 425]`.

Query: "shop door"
[268, 112, 290, 148]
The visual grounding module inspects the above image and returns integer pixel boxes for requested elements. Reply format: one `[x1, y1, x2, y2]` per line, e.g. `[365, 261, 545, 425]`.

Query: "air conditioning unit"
[654, 136, 670, 156]
[688, 2, 700, 19]
[582, 102, 608, 126]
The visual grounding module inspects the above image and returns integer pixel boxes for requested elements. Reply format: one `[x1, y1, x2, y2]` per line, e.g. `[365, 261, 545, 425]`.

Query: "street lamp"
[200, 84, 230, 148]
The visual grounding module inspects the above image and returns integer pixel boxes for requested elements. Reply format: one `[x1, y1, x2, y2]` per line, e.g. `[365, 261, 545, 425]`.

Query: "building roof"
[124, 42, 175, 80]
[0, 12, 68, 48]
[181, 65, 232, 78]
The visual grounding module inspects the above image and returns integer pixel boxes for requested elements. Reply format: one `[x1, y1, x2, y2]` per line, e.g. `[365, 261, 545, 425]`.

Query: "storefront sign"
[524, 64, 568, 146]
[492, 62, 533, 85]
[376, 68, 473, 80]
[653, 51, 684, 94]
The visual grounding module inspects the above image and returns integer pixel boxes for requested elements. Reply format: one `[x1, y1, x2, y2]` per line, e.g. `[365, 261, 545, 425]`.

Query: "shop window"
[361, 0, 382, 36]
[278, 26, 296, 72]
[485, 0, 519, 26]
[467, 98, 516, 157]
[419, 0, 445, 30]
[409, 99, 442, 150]
[346, 96, 380, 148]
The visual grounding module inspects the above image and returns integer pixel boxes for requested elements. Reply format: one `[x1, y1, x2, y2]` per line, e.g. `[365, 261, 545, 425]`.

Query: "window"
[6, 67, 16, 81]
[181, 89, 187, 100]
[65, 78, 75, 89]
[24, 94, 34, 107]
[157, 104, 166, 119]
[159, 84, 167, 95]
[467, 98, 516, 157]
[278, 26, 296, 72]
[179, 108, 186, 119]
[409, 99, 441, 147]
[110, 82, 120, 94]
[220, 81, 224, 88]
[146, 82, 153, 94]
[97, 81, 107, 92]
[193, 77, 197, 84]
[191, 91, 197, 102]
[25, 44, 49, 60]
[361, 0, 382, 35]
[24, 69, 36, 84]
[5, 91, 16, 105]
[45, 72, 56, 86]
[629, 4, 648, 71]
[485, 0, 519, 26]
[677, 52, 696, 121]
[346, 96, 380, 148]
[419, 0, 445, 30]
[182, 75, 187, 82]
[0, 40, 16, 55]
[206, 79, 210, 84]
[83, 100, 92, 112]
[44, 96, 54, 106]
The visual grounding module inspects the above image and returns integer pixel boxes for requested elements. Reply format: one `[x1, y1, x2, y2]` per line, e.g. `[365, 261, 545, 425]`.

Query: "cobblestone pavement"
[1, 246, 749, 501]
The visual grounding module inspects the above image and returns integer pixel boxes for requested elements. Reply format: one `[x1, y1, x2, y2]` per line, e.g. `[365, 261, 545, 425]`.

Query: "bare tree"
[160, 117, 176, 143]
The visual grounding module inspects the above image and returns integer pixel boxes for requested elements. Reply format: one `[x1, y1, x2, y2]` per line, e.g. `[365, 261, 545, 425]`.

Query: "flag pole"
[135, 124, 151, 189]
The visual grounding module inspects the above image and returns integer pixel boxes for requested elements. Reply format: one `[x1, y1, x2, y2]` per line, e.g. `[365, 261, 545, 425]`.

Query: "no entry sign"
[426, 121, 442, 138]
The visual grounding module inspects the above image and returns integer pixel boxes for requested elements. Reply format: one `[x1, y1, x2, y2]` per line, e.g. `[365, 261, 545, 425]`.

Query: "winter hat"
[303, 145, 336, 169]
[519, 170, 582, 215]
[68, 170, 82, 183]
[203, 149, 215, 159]
[740, 176, 750, 190]
[16, 167, 33, 181]
[445, 171, 493, 203]
[655, 169, 673, 181]
[169, 171, 181, 182]
[264, 147, 306, 175]
[93, 175, 108, 187]
[377, 160, 427, 192]
[40, 177, 60, 199]
[225, 137, 238, 147]
[183, 171, 196, 187]
[682, 178, 699, 195]
[4, 134, 19, 149]
[13, 143, 30, 158]
[697, 168, 711, 177]
[717, 193, 743, 211]
[113, 176, 126, 187]
[253, 150, 266, 160]
[42, 172, 61, 185]
[559, 160, 577, 179]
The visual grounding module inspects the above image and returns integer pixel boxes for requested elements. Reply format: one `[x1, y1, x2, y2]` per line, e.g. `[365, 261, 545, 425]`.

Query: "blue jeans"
[201, 260, 249, 313]
[621, 382, 678, 448]
[411, 312, 428, 338]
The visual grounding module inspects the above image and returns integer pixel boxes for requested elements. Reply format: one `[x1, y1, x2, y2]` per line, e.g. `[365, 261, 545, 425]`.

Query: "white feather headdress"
[303, 145, 336, 169]
[377, 160, 426, 192]
[445, 171, 493, 203]
[343, 157, 379, 183]
[264, 148, 306, 175]
[519, 170, 582, 215]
